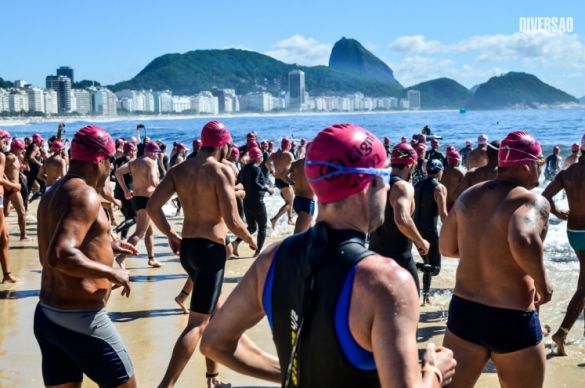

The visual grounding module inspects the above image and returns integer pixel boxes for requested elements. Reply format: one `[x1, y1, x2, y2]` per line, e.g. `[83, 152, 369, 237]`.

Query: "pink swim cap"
[201, 121, 232, 148]
[246, 132, 257, 142]
[248, 146, 263, 160]
[465, 139, 472, 146]
[281, 137, 291, 151]
[447, 149, 461, 163]
[0, 129, 11, 139]
[446, 145, 455, 153]
[71, 125, 115, 163]
[415, 143, 427, 157]
[572, 143, 580, 153]
[391, 143, 418, 166]
[498, 131, 542, 168]
[32, 133, 43, 145]
[145, 141, 161, 154]
[176, 143, 186, 152]
[50, 140, 65, 152]
[230, 146, 240, 159]
[192, 138, 202, 150]
[11, 138, 25, 151]
[123, 141, 136, 153]
[305, 123, 386, 204]
[478, 134, 488, 145]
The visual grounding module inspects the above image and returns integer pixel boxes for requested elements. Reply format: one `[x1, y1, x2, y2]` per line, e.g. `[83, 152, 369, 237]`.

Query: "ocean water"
[5, 109, 585, 336]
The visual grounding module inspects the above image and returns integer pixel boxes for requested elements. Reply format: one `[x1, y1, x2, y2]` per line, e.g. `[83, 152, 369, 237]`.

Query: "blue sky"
[2, 0, 584, 97]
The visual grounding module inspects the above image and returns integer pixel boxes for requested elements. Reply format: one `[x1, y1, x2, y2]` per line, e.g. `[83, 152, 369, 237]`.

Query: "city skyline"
[1, 1, 584, 97]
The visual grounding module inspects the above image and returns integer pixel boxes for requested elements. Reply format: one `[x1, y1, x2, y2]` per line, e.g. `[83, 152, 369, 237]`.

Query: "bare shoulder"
[355, 254, 417, 300]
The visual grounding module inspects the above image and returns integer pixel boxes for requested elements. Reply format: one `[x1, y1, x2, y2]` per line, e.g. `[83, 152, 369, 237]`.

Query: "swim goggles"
[499, 145, 545, 166]
[305, 160, 391, 186]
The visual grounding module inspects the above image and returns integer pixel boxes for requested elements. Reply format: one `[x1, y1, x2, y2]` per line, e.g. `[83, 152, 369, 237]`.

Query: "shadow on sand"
[109, 308, 185, 322]
[129, 273, 187, 283]
[0, 289, 40, 300]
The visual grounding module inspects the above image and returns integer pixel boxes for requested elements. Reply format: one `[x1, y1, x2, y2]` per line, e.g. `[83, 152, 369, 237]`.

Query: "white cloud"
[265, 35, 332, 66]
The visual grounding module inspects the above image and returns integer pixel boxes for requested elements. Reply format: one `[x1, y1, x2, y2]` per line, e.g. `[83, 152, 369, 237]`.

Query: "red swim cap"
[201, 121, 232, 148]
[11, 138, 25, 151]
[247, 132, 257, 142]
[415, 143, 427, 157]
[572, 143, 580, 153]
[498, 131, 542, 168]
[192, 138, 202, 150]
[248, 146, 263, 160]
[50, 140, 65, 152]
[447, 149, 461, 163]
[305, 123, 386, 204]
[145, 141, 161, 154]
[391, 143, 418, 166]
[0, 129, 11, 139]
[32, 133, 43, 145]
[123, 141, 136, 153]
[176, 143, 186, 152]
[71, 125, 115, 163]
[281, 137, 291, 151]
[230, 146, 240, 159]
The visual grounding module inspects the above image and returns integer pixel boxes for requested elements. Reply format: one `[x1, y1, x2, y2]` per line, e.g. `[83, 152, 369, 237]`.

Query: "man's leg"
[144, 223, 161, 267]
[442, 329, 490, 388]
[0, 215, 17, 283]
[116, 210, 153, 268]
[293, 211, 313, 234]
[552, 250, 585, 355]
[11, 192, 30, 241]
[281, 186, 295, 224]
[255, 203, 268, 255]
[491, 343, 545, 388]
[175, 279, 193, 314]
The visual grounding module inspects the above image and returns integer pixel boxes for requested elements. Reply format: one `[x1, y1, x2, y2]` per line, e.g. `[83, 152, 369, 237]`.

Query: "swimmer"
[267, 137, 295, 229]
[441, 149, 464, 211]
[466, 134, 489, 170]
[34, 125, 138, 387]
[0, 130, 20, 283]
[200, 123, 456, 387]
[542, 134, 585, 356]
[441, 131, 552, 387]
[147, 120, 256, 388]
[453, 140, 500, 200]
[38, 140, 67, 188]
[4, 138, 30, 241]
[115, 141, 162, 268]
[289, 152, 316, 233]
[562, 143, 580, 170]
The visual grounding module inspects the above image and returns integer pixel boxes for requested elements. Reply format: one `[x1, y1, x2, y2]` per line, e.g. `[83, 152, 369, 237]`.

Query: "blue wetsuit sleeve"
[262, 253, 277, 331]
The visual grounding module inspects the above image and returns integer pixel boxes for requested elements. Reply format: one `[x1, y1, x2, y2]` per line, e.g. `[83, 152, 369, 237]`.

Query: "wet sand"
[0, 204, 583, 387]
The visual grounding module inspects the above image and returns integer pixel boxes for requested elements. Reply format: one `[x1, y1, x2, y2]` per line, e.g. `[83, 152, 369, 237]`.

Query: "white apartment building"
[27, 87, 45, 113]
[0, 89, 9, 113]
[190, 92, 219, 114]
[239, 92, 273, 112]
[407, 90, 421, 110]
[172, 96, 191, 113]
[72, 89, 92, 115]
[44, 90, 58, 114]
[9, 90, 29, 113]
[92, 88, 117, 116]
[400, 98, 410, 110]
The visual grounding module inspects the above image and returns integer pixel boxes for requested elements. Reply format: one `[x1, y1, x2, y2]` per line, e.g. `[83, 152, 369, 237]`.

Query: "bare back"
[269, 150, 294, 181]
[552, 162, 585, 228]
[129, 156, 160, 196]
[448, 180, 547, 310]
[168, 155, 235, 244]
[290, 158, 314, 199]
[43, 154, 67, 186]
[441, 166, 464, 207]
[466, 147, 488, 170]
[38, 177, 114, 309]
[4, 153, 20, 184]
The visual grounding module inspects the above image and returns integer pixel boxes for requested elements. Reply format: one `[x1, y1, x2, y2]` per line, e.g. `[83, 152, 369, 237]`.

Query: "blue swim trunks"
[34, 302, 134, 386]
[293, 196, 315, 216]
[567, 229, 585, 252]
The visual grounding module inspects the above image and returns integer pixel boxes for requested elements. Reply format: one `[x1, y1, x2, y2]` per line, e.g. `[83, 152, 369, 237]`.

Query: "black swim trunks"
[293, 196, 315, 216]
[274, 178, 290, 189]
[132, 195, 149, 211]
[447, 294, 543, 353]
[34, 303, 134, 386]
[180, 238, 226, 314]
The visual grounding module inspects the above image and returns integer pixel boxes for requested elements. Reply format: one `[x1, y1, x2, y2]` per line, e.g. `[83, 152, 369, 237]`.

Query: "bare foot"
[422, 294, 432, 306]
[231, 241, 240, 257]
[115, 255, 126, 269]
[542, 324, 552, 337]
[288, 219, 295, 225]
[207, 377, 231, 388]
[270, 217, 277, 230]
[2, 273, 19, 283]
[20, 235, 32, 242]
[174, 294, 189, 314]
[148, 257, 162, 268]
[552, 332, 567, 356]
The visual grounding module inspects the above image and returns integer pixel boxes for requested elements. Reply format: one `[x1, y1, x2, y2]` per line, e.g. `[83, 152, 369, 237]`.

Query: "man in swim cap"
[466, 134, 489, 170]
[441, 149, 465, 211]
[187, 138, 202, 159]
[113, 142, 137, 240]
[425, 139, 447, 168]
[35, 125, 138, 387]
[200, 123, 456, 387]
[453, 140, 500, 200]
[544, 145, 562, 181]
[369, 143, 430, 293]
[414, 159, 448, 305]
[0, 130, 20, 283]
[441, 131, 552, 387]
[562, 143, 580, 170]
[147, 120, 256, 388]
[459, 140, 473, 167]
[267, 137, 296, 229]
[542, 134, 585, 356]
[4, 138, 31, 241]
[288, 148, 316, 234]
[38, 140, 67, 188]
[115, 141, 162, 268]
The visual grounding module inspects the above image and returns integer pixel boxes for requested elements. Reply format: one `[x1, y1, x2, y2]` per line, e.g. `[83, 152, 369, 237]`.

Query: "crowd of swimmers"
[0, 120, 584, 387]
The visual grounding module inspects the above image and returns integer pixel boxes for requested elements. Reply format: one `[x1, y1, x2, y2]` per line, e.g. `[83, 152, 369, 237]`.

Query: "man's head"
[201, 120, 232, 161]
[246, 132, 257, 143]
[192, 138, 202, 152]
[447, 149, 461, 167]
[143, 136, 151, 144]
[391, 143, 418, 176]
[281, 137, 292, 151]
[260, 140, 268, 150]
[465, 139, 472, 148]
[32, 133, 43, 146]
[50, 140, 65, 154]
[426, 159, 444, 178]
[248, 146, 263, 164]
[571, 143, 580, 154]
[144, 141, 161, 159]
[228, 146, 240, 162]
[0, 129, 11, 148]
[415, 143, 427, 159]
[176, 143, 187, 155]
[305, 124, 388, 231]
[10, 138, 25, 155]
[123, 141, 137, 156]
[115, 138, 125, 149]
[498, 131, 543, 188]
[553, 146, 560, 155]
[431, 139, 439, 149]
[478, 134, 488, 146]
[70, 125, 116, 185]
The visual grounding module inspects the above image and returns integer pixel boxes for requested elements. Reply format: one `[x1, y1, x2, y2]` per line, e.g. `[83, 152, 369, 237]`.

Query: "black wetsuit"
[369, 176, 420, 293]
[238, 163, 270, 251]
[263, 224, 380, 387]
[186, 150, 198, 160]
[113, 155, 135, 239]
[412, 158, 427, 186]
[459, 145, 472, 167]
[414, 177, 441, 297]
[425, 149, 446, 168]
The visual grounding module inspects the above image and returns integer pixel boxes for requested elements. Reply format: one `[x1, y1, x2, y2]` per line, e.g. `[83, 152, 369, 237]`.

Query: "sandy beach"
[0, 201, 583, 387]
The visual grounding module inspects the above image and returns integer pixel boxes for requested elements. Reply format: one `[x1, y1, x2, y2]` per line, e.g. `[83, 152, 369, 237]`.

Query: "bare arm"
[541, 171, 568, 220]
[508, 195, 553, 306]
[217, 166, 256, 248]
[201, 243, 281, 382]
[439, 203, 459, 258]
[391, 182, 429, 255]
[452, 172, 472, 200]
[60, 158, 67, 177]
[434, 184, 448, 223]
[0, 155, 21, 191]
[38, 163, 47, 183]
[147, 171, 182, 254]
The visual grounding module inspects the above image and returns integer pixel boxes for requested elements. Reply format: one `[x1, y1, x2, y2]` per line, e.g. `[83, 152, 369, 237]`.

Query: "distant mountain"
[406, 78, 471, 109]
[0, 77, 13, 89]
[580, 96, 585, 104]
[329, 37, 402, 89]
[112, 48, 402, 97]
[467, 72, 578, 109]
[470, 84, 480, 94]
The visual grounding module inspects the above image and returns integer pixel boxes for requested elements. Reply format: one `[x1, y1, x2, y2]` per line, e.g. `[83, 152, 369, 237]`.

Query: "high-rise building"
[240, 92, 273, 112]
[153, 91, 173, 113]
[9, 90, 29, 113]
[90, 87, 117, 116]
[288, 69, 306, 111]
[0, 89, 10, 113]
[46, 75, 72, 113]
[407, 90, 421, 110]
[57, 66, 74, 84]
[14, 80, 28, 89]
[44, 90, 58, 114]
[211, 88, 237, 113]
[72, 89, 91, 115]
[26, 87, 45, 113]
